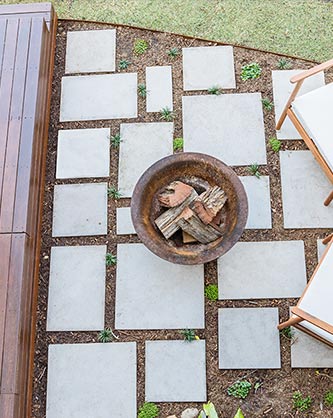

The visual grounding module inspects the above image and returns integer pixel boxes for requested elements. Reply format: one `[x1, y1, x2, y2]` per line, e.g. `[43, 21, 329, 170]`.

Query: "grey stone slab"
[280, 151, 333, 228]
[65, 29, 116, 74]
[317, 239, 326, 261]
[183, 93, 266, 166]
[46, 342, 136, 418]
[47, 245, 106, 331]
[52, 183, 107, 237]
[182, 46, 236, 90]
[60, 73, 137, 122]
[272, 70, 325, 139]
[218, 308, 281, 369]
[291, 328, 333, 368]
[116, 207, 136, 235]
[145, 340, 206, 402]
[118, 122, 173, 197]
[115, 243, 204, 329]
[146, 66, 173, 112]
[218, 241, 306, 300]
[240, 176, 272, 229]
[56, 128, 110, 179]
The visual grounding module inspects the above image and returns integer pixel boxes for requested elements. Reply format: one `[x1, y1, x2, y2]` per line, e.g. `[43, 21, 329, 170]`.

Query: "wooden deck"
[0, 3, 57, 417]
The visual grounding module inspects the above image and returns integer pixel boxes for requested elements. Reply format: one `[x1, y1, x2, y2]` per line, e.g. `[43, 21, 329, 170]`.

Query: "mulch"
[31, 19, 333, 418]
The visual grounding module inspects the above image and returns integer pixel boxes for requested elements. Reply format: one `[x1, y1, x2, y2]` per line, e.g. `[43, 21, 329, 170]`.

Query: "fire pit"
[131, 153, 248, 265]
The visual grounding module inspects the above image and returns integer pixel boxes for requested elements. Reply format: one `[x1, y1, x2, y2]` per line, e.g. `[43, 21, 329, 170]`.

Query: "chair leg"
[324, 190, 333, 206]
[323, 233, 333, 245]
[277, 316, 302, 331]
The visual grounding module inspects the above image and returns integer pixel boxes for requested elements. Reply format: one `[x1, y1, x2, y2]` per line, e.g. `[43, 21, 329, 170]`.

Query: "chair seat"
[298, 319, 333, 344]
[292, 82, 333, 171]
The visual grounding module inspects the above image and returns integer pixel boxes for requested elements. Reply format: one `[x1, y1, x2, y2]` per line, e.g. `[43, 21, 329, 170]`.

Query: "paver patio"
[146, 66, 173, 112]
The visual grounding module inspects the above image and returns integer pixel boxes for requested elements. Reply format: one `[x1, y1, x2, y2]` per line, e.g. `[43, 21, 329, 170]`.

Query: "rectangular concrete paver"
[280, 151, 333, 228]
[218, 308, 281, 369]
[272, 70, 325, 139]
[118, 122, 173, 197]
[145, 340, 206, 402]
[183, 46, 236, 90]
[183, 93, 266, 166]
[46, 342, 136, 418]
[146, 66, 173, 112]
[65, 29, 116, 74]
[115, 243, 204, 329]
[47, 245, 106, 331]
[60, 73, 137, 121]
[56, 128, 110, 179]
[52, 183, 107, 237]
[218, 241, 307, 300]
[317, 239, 326, 261]
[116, 207, 136, 235]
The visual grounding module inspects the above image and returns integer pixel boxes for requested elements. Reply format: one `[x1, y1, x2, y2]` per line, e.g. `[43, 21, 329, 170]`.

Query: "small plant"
[293, 391, 313, 412]
[324, 391, 333, 406]
[261, 98, 274, 111]
[173, 137, 184, 151]
[248, 163, 261, 179]
[199, 401, 218, 418]
[205, 284, 218, 301]
[160, 106, 174, 121]
[240, 62, 262, 80]
[138, 83, 147, 98]
[233, 408, 245, 418]
[133, 39, 148, 55]
[180, 328, 197, 342]
[108, 186, 122, 199]
[110, 133, 121, 147]
[138, 402, 159, 418]
[98, 328, 115, 343]
[269, 137, 281, 152]
[106, 253, 117, 266]
[277, 58, 292, 70]
[207, 86, 221, 95]
[227, 380, 252, 399]
[167, 47, 180, 58]
[118, 59, 131, 70]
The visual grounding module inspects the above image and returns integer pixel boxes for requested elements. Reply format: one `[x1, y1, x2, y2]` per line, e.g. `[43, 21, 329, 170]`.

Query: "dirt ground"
[31, 19, 333, 418]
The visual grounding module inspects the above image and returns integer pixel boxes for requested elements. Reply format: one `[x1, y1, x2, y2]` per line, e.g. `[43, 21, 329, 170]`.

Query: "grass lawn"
[3, 0, 333, 61]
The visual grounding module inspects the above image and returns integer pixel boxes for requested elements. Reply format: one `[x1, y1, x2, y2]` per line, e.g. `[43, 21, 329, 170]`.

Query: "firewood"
[191, 186, 227, 224]
[158, 181, 194, 207]
[182, 230, 197, 244]
[177, 209, 223, 244]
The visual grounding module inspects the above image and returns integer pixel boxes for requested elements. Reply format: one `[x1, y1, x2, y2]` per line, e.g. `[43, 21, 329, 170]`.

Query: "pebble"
[181, 408, 200, 418]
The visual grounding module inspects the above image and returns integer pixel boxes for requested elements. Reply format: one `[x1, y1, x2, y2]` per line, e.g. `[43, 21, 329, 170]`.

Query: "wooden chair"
[278, 237, 333, 347]
[276, 59, 333, 206]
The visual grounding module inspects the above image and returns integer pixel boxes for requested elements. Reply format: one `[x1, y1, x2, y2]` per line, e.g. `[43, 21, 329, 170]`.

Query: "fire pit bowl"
[131, 153, 248, 265]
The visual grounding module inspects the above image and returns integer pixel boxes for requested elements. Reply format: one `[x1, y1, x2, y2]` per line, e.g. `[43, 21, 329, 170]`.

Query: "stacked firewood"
[155, 181, 227, 244]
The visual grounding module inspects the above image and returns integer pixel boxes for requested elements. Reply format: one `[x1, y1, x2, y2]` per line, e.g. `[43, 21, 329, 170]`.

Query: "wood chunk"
[182, 231, 197, 244]
[178, 211, 223, 244]
[158, 181, 194, 207]
[191, 186, 228, 224]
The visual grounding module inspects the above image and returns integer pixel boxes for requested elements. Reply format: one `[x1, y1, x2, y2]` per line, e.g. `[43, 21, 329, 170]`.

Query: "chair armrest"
[290, 58, 333, 83]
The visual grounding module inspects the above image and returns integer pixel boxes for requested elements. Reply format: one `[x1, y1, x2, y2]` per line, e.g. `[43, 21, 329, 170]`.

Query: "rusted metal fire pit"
[131, 153, 248, 265]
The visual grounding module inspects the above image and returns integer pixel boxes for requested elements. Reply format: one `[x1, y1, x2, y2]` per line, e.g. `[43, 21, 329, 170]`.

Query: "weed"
[167, 47, 180, 57]
[261, 98, 274, 110]
[173, 137, 184, 151]
[200, 401, 218, 417]
[138, 83, 147, 98]
[98, 328, 115, 343]
[324, 391, 333, 406]
[234, 408, 245, 418]
[293, 391, 312, 412]
[248, 163, 261, 178]
[118, 59, 131, 70]
[227, 380, 252, 399]
[205, 284, 218, 301]
[180, 328, 197, 342]
[134, 39, 148, 55]
[106, 253, 117, 266]
[138, 402, 159, 418]
[240, 62, 262, 80]
[110, 133, 121, 147]
[207, 86, 221, 95]
[277, 58, 292, 69]
[269, 137, 281, 152]
[108, 186, 122, 199]
[160, 106, 174, 121]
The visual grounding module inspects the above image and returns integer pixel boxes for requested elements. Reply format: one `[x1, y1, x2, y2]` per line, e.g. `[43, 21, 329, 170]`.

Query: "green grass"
[5, 0, 333, 61]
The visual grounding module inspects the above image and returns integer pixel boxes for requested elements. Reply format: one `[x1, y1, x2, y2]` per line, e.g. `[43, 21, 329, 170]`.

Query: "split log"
[182, 230, 197, 244]
[158, 181, 194, 207]
[191, 186, 227, 224]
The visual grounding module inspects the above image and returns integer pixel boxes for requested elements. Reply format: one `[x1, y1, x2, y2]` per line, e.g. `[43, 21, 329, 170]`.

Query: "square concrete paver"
[60, 73, 137, 121]
[47, 245, 106, 331]
[218, 308, 281, 369]
[272, 70, 325, 139]
[183, 94, 266, 166]
[115, 244, 204, 329]
[240, 176, 272, 229]
[118, 122, 173, 197]
[52, 183, 107, 237]
[218, 241, 306, 300]
[183, 46, 236, 90]
[65, 29, 116, 74]
[116, 207, 136, 235]
[280, 151, 333, 228]
[146, 66, 173, 112]
[46, 342, 136, 418]
[56, 128, 110, 179]
[145, 340, 206, 402]
[291, 328, 333, 368]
